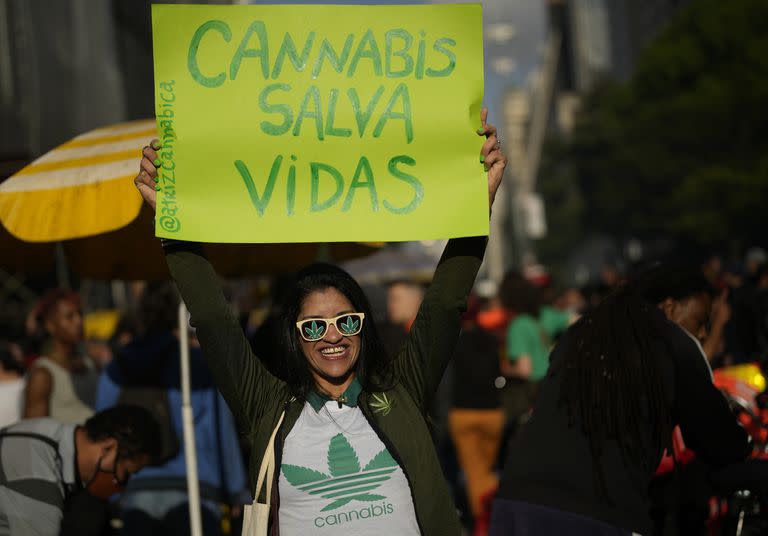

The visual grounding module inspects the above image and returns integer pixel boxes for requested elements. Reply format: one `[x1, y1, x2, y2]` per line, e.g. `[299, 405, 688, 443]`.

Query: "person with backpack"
[96, 282, 249, 536]
[0, 405, 160, 536]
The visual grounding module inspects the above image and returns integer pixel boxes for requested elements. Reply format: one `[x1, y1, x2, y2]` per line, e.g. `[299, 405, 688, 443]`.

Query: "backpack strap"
[0, 431, 60, 451]
[0, 430, 75, 498]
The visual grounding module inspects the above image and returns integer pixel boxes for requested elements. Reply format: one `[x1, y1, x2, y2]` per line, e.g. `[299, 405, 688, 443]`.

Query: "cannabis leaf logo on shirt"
[339, 315, 359, 335]
[369, 393, 394, 416]
[282, 433, 399, 511]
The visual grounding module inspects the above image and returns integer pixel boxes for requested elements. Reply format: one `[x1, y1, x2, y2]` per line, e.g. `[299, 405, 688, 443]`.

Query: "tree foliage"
[538, 0, 768, 258]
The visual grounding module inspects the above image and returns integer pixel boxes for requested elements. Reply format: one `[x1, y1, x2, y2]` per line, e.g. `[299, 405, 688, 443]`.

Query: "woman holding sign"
[133, 109, 506, 535]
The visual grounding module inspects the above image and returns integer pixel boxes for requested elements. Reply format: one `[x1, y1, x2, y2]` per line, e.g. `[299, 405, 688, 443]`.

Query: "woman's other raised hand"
[478, 107, 507, 212]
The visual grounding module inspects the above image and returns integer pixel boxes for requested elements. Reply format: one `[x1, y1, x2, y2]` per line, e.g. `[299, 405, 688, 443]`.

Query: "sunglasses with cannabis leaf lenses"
[295, 313, 366, 342]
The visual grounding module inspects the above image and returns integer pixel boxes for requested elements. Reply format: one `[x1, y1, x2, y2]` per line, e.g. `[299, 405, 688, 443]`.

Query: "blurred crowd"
[1, 244, 767, 535]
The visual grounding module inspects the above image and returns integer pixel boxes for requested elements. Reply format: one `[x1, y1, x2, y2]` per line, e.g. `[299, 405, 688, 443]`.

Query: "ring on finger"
[495, 136, 502, 149]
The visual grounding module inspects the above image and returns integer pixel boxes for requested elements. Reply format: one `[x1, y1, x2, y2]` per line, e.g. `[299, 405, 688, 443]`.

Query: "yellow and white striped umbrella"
[0, 119, 381, 280]
[0, 119, 155, 242]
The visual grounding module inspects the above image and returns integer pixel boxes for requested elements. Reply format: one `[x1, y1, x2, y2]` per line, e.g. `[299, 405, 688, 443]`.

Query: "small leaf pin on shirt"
[370, 393, 393, 416]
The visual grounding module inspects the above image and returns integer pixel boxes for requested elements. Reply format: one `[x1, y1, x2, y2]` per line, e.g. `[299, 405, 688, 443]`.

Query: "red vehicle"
[713, 364, 768, 450]
[651, 363, 768, 535]
[708, 364, 768, 536]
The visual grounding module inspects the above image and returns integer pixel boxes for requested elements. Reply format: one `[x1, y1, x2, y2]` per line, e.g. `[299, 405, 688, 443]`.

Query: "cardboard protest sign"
[151, 3, 486, 242]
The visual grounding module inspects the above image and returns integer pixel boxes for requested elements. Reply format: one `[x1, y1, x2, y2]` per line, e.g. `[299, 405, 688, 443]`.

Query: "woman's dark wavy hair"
[553, 281, 673, 499]
[277, 263, 394, 399]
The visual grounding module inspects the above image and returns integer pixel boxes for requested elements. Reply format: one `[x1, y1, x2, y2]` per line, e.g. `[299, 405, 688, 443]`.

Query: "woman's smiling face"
[298, 287, 361, 393]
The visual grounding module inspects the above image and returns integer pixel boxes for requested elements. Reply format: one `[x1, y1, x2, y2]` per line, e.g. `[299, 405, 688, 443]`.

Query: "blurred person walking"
[132, 110, 507, 534]
[0, 405, 160, 536]
[378, 279, 426, 359]
[96, 282, 249, 536]
[448, 297, 504, 535]
[497, 272, 569, 423]
[0, 342, 26, 427]
[24, 290, 98, 423]
[490, 272, 751, 536]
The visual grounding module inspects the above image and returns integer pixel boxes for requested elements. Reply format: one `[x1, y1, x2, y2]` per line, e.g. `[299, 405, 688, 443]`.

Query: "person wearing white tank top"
[24, 290, 97, 424]
[0, 343, 26, 428]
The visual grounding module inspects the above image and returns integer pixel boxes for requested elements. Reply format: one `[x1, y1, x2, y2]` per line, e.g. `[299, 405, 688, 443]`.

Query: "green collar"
[307, 377, 363, 412]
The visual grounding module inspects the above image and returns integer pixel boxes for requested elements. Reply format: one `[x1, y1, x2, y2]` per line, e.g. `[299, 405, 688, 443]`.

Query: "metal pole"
[179, 301, 203, 536]
[522, 30, 562, 194]
[55, 242, 70, 289]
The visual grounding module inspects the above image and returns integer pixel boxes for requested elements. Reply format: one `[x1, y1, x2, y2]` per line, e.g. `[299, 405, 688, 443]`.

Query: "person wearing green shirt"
[506, 314, 550, 383]
[501, 276, 572, 384]
[497, 273, 573, 428]
[538, 305, 571, 343]
[499, 273, 547, 383]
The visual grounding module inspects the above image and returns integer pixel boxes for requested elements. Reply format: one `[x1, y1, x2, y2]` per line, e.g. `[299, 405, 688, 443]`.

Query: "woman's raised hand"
[478, 108, 507, 211]
[133, 139, 162, 211]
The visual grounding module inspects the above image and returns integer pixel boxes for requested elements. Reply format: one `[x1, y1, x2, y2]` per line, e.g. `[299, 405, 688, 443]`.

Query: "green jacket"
[165, 236, 486, 535]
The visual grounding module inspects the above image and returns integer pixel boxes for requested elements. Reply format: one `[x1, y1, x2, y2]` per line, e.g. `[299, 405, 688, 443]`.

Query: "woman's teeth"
[320, 346, 345, 356]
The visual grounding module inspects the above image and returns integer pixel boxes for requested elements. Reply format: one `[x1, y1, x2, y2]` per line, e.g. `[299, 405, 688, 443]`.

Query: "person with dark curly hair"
[490, 268, 751, 536]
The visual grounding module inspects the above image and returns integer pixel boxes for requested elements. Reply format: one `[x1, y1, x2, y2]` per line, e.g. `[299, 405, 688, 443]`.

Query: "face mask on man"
[84, 452, 128, 499]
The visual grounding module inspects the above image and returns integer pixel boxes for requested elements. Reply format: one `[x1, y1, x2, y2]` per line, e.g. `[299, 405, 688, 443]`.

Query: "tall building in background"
[551, 0, 691, 94]
[480, 0, 548, 279]
[547, 0, 690, 133]
[570, 0, 613, 91]
[538, 0, 691, 282]
[605, 0, 692, 82]
[0, 0, 235, 180]
[0, 1, 125, 177]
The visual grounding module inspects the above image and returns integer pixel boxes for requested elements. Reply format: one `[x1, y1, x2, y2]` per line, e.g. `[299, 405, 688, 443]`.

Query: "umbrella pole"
[179, 301, 203, 536]
[55, 242, 70, 289]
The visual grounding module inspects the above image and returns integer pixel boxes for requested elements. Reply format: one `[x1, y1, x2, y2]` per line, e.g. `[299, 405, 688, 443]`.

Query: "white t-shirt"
[0, 378, 25, 428]
[278, 400, 420, 535]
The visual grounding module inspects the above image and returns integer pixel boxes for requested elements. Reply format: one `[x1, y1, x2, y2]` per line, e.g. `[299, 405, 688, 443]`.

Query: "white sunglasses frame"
[295, 312, 366, 342]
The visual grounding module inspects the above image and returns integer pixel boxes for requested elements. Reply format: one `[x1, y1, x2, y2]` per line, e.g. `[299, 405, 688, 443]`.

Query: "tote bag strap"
[254, 409, 286, 506]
